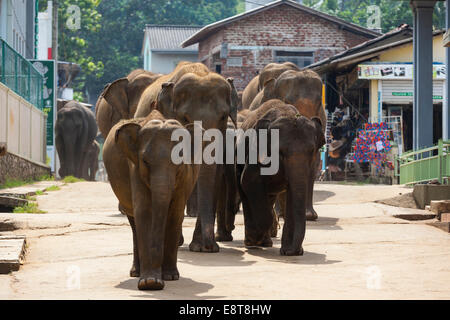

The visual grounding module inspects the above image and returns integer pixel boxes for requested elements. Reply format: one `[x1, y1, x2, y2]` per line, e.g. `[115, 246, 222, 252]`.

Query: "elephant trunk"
[147, 171, 175, 274]
[194, 163, 219, 249]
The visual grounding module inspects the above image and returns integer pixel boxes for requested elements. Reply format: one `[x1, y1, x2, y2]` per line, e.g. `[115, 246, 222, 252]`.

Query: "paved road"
[0, 181, 449, 299]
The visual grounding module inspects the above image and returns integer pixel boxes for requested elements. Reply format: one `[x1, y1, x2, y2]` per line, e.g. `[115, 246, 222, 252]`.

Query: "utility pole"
[51, 0, 58, 61]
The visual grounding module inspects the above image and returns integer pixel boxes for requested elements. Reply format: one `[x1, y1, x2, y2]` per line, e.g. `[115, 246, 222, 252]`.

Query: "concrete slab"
[0, 235, 26, 274]
[413, 184, 450, 209]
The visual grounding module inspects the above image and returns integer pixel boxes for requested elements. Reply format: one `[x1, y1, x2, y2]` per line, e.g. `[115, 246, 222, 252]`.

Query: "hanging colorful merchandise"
[351, 122, 393, 173]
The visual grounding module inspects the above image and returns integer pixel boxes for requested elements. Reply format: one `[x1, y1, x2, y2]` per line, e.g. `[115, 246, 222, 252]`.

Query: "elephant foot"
[215, 231, 233, 242]
[306, 207, 318, 221]
[178, 234, 184, 247]
[189, 239, 219, 252]
[244, 236, 273, 248]
[280, 246, 304, 256]
[130, 265, 140, 277]
[138, 277, 165, 290]
[186, 212, 198, 217]
[162, 269, 180, 281]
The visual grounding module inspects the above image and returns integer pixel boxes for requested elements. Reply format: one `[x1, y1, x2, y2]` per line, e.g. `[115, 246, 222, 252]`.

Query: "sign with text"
[358, 63, 446, 80]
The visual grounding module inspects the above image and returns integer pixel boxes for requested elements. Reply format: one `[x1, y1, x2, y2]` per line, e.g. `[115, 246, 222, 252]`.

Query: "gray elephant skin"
[134, 61, 237, 253]
[237, 99, 325, 255]
[103, 110, 201, 290]
[55, 101, 98, 179]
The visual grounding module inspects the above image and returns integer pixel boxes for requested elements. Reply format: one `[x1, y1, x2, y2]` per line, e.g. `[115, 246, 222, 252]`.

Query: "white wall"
[149, 52, 198, 74]
[0, 81, 47, 165]
[0, 0, 28, 56]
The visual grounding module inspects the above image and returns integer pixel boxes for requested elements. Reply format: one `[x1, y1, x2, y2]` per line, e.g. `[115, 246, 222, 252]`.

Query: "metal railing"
[0, 38, 43, 109]
[396, 140, 450, 185]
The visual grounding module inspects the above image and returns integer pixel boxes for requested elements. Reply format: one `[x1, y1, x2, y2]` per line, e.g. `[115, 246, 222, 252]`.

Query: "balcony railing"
[0, 38, 43, 109]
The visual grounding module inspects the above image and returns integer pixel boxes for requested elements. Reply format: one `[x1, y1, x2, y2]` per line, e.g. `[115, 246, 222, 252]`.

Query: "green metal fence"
[0, 38, 43, 109]
[396, 139, 450, 185]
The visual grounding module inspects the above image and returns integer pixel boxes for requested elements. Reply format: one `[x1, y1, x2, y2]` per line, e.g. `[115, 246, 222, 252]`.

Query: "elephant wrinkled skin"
[103, 110, 201, 290]
[55, 101, 98, 179]
[135, 62, 237, 253]
[237, 99, 325, 255]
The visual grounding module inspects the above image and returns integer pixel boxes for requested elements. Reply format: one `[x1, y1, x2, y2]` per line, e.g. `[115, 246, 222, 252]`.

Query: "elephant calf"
[237, 99, 325, 255]
[103, 110, 201, 290]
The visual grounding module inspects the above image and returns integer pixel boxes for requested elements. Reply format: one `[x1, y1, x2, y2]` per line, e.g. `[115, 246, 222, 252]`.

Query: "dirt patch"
[375, 192, 418, 209]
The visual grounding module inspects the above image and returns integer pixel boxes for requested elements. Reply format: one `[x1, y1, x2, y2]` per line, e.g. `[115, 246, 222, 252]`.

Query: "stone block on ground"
[0, 235, 26, 274]
[430, 200, 450, 219]
[441, 213, 450, 223]
[0, 195, 27, 209]
[412, 185, 450, 209]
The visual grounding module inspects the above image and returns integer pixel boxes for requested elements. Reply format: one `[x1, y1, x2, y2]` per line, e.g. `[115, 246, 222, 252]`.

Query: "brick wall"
[198, 4, 373, 91]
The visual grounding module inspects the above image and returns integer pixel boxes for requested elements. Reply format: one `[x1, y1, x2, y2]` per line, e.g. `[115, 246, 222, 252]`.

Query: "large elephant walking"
[248, 68, 325, 221]
[237, 99, 325, 255]
[103, 110, 201, 290]
[135, 61, 237, 253]
[55, 101, 98, 179]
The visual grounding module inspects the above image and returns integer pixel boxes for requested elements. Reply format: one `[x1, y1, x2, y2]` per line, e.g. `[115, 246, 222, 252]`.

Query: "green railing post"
[1, 40, 4, 82]
[438, 139, 443, 184]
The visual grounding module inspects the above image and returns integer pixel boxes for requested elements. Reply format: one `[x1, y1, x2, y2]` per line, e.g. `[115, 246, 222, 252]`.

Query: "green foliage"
[85, 0, 239, 99]
[35, 190, 45, 196]
[0, 175, 54, 190]
[303, 0, 446, 33]
[45, 185, 61, 192]
[62, 176, 85, 183]
[13, 202, 46, 214]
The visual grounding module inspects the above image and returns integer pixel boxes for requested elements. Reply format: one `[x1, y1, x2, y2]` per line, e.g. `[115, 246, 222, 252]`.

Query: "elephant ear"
[157, 82, 175, 116]
[260, 78, 277, 104]
[115, 121, 141, 166]
[226, 77, 238, 127]
[103, 78, 130, 119]
[311, 117, 326, 150]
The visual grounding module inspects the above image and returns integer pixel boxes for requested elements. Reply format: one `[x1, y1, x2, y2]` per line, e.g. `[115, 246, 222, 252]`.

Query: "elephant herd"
[94, 61, 325, 290]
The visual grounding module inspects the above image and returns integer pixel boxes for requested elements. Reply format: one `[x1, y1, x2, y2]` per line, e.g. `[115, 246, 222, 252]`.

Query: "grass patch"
[45, 185, 61, 192]
[26, 195, 37, 201]
[13, 202, 46, 214]
[35, 190, 44, 196]
[62, 176, 85, 184]
[0, 174, 55, 190]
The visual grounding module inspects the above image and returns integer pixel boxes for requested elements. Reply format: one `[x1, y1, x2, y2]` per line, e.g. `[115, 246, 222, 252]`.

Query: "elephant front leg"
[189, 164, 219, 253]
[280, 185, 307, 256]
[162, 198, 185, 281]
[134, 187, 170, 290]
[306, 155, 320, 221]
[186, 183, 198, 217]
[215, 174, 233, 242]
[126, 214, 140, 277]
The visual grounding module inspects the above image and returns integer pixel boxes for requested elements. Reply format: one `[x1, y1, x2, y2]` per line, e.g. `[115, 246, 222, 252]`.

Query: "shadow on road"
[115, 277, 224, 299]
[306, 216, 342, 230]
[245, 247, 341, 265]
[177, 246, 256, 267]
[313, 190, 336, 203]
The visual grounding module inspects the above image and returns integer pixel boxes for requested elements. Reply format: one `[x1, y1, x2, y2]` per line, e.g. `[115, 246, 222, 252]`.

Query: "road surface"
[0, 181, 449, 299]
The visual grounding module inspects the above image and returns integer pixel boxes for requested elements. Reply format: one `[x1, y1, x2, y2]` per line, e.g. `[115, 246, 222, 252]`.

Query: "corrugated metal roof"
[144, 25, 202, 52]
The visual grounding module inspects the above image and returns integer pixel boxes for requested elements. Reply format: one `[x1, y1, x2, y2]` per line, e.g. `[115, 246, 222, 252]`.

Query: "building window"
[215, 64, 222, 74]
[274, 51, 314, 68]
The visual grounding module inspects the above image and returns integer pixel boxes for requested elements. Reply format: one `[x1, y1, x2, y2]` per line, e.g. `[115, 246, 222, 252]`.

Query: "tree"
[40, 0, 104, 102]
[303, 0, 446, 34]
[84, 0, 239, 103]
